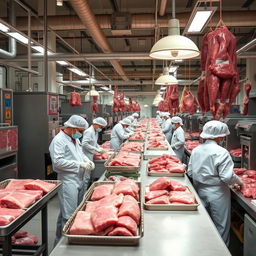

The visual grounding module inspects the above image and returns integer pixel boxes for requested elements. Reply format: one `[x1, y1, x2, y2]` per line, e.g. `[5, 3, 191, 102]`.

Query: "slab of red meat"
[24, 180, 56, 194]
[233, 168, 246, 175]
[0, 208, 25, 226]
[241, 184, 256, 198]
[169, 180, 187, 191]
[118, 195, 140, 225]
[169, 191, 196, 204]
[113, 180, 139, 199]
[96, 226, 115, 236]
[2, 189, 43, 200]
[166, 163, 186, 173]
[230, 148, 242, 157]
[14, 235, 38, 245]
[0, 192, 37, 209]
[91, 184, 114, 201]
[117, 216, 137, 236]
[14, 230, 28, 238]
[149, 177, 171, 191]
[147, 195, 170, 204]
[245, 170, 256, 179]
[108, 227, 133, 236]
[91, 205, 118, 232]
[99, 194, 124, 207]
[69, 211, 95, 235]
[242, 81, 252, 115]
[5, 179, 33, 190]
[145, 190, 169, 201]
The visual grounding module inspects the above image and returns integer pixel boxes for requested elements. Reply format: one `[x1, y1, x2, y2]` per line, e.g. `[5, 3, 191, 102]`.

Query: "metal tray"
[104, 151, 143, 173]
[63, 182, 144, 245]
[146, 163, 185, 177]
[0, 179, 61, 236]
[143, 186, 199, 211]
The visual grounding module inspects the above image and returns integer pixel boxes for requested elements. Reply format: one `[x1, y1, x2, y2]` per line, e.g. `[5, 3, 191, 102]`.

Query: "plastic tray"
[143, 186, 199, 211]
[104, 151, 142, 173]
[63, 181, 144, 245]
[146, 163, 185, 177]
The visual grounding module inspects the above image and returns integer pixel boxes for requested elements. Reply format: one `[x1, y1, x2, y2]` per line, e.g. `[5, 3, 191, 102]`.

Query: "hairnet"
[120, 118, 132, 126]
[156, 111, 160, 114]
[161, 112, 170, 117]
[93, 117, 107, 127]
[200, 120, 230, 139]
[64, 115, 88, 129]
[132, 113, 139, 118]
[171, 116, 183, 125]
[127, 116, 135, 121]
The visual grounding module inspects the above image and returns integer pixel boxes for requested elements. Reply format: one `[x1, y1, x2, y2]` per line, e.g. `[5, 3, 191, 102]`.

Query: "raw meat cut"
[96, 226, 115, 236]
[14, 235, 38, 245]
[129, 132, 145, 141]
[99, 194, 124, 207]
[69, 211, 95, 235]
[185, 140, 200, 151]
[112, 180, 139, 199]
[91, 205, 118, 232]
[0, 208, 25, 226]
[149, 177, 171, 191]
[14, 230, 28, 238]
[145, 190, 169, 201]
[147, 195, 170, 204]
[242, 81, 252, 115]
[169, 191, 196, 204]
[24, 179, 56, 194]
[147, 139, 168, 149]
[70, 92, 82, 106]
[245, 170, 256, 179]
[233, 168, 247, 175]
[169, 180, 187, 191]
[148, 154, 180, 164]
[108, 227, 133, 236]
[118, 195, 140, 225]
[120, 142, 144, 152]
[5, 179, 33, 190]
[1, 189, 43, 200]
[117, 216, 137, 235]
[230, 148, 242, 157]
[91, 184, 114, 201]
[93, 152, 110, 160]
[108, 152, 141, 167]
[0, 215, 15, 226]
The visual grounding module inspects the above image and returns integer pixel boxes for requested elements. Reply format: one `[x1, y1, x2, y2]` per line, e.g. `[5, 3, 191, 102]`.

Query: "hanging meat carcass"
[112, 86, 119, 113]
[242, 80, 252, 115]
[169, 85, 179, 116]
[91, 96, 99, 113]
[70, 92, 82, 106]
[180, 87, 198, 115]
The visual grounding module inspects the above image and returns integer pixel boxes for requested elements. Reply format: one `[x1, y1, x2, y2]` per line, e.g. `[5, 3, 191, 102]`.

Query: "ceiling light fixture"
[149, 0, 200, 60]
[0, 23, 9, 32]
[86, 85, 99, 97]
[155, 67, 178, 85]
[56, 0, 63, 6]
[7, 32, 29, 44]
[32, 45, 52, 54]
[153, 90, 164, 106]
[100, 86, 110, 91]
[68, 67, 88, 77]
[56, 60, 68, 66]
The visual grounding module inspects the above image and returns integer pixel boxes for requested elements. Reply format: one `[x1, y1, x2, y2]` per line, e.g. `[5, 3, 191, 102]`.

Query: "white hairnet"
[93, 117, 107, 127]
[132, 113, 139, 118]
[161, 112, 170, 117]
[200, 120, 230, 139]
[127, 116, 135, 121]
[156, 111, 160, 114]
[64, 115, 88, 129]
[120, 118, 132, 126]
[171, 116, 183, 125]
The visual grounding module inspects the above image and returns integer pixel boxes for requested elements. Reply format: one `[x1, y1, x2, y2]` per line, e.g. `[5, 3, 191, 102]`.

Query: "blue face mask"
[172, 125, 176, 129]
[72, 132, 82, 140]
[96, 128, 102, 133]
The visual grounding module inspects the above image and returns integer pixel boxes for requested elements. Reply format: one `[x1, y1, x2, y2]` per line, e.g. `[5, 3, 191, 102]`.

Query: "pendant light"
[153, 90, 164, 105]
[86, 85, 99, 97]
[155, 67, 178, 85]
[150, 0, 200, 60]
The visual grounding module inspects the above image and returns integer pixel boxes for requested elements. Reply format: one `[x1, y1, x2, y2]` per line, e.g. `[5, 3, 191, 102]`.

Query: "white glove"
[95, 147, 106, 153]
[80, 161, 95, 172]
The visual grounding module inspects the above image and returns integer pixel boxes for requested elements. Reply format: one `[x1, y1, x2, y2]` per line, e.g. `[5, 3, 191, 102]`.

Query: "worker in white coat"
[82, 117, 108, 161]
[49, 115, 95, 245]
[132, 112, 139, 126]
[170, 116, 185, 161]
[161, 112, 173, 143]
[160, 112, 166, 129]
[187, 121, 243, 246]
[110, 118, 132, 151]
[156, 111, 162, 125]
[125, 116, 135, 133]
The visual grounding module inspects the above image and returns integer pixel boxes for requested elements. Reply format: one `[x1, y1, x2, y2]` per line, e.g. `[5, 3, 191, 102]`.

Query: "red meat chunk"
[14, 230, 28, 238]
[169, 180, 187, 191]
[147, 195, 170, 204]
[145, 190, 168, 201]
[113, 180, 139, 199]
[108, 227, 133, 237]
[14, 235, 38, 245]
[24, 180, 56, 194]
[117, 216, 137, 236]
[149, 177, 171, 191]
[5, 179, 33, 190]
[169, 191, 196, 204]
[91, 184, 114, 201]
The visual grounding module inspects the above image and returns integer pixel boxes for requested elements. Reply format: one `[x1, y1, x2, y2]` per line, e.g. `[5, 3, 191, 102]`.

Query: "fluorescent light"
[0, 23, 9, 32]
[56, 60, 68, 66]
[100, 86, 110, 91]
[188, 11, 212, 33]
[32, 45, 52, 54]
[56, 0, 63, 6]
[68, 67, 88, 77]
[160, 86, 166, 91]
[144, 104, 149, 107]
[169, 66, 178, 73]
[7, 32, 28, 44]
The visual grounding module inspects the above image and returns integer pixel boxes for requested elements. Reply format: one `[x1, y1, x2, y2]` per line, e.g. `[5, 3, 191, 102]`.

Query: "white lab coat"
[110, 123, 129, 150]
[171, 126, 185, 161]
[82, 126, 99, 161]
[187, 140, 242, 245]
[156, 115, 162, 125]
[49, 130, 90, 244]
[161, 118, 173, 143]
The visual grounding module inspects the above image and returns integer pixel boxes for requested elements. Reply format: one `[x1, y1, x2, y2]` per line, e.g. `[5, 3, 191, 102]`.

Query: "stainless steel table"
[50, 161, 230, 256]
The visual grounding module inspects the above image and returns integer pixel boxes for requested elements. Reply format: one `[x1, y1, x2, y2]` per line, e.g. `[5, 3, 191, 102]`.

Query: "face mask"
[72, 132, 82, 140]
[172, 125, 176, 129]
[96, 128, 102, 133]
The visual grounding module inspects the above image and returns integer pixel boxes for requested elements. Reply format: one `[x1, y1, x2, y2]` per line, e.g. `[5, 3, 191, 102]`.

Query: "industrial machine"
[235, 119, 256, 170]
[189, 113, 200, 134]
[14, 92, 59, 179]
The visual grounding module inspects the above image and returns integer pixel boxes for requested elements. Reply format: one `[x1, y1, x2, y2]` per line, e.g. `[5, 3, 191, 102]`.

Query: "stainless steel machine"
[14, 92, 59, 179]
[235, 119, 256, 170]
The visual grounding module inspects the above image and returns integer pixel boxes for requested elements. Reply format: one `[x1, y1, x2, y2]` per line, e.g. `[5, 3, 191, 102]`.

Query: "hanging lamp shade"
[153, 90, 164, 105]
[150, 19, 200, 60]
[155, 67, 178, 85]
[86, 85, 99, 97]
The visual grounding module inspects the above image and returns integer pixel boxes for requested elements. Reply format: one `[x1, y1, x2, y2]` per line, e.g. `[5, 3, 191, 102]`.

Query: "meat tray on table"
[146, 162, 185, 177]
[120, 141, 145, 152]
[63, 181, 144, 245]
[104, 151, 143, 173]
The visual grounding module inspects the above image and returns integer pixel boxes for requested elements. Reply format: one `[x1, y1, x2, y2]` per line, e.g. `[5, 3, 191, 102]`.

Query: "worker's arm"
[117, 126, 130, 140]
[186, 153, 193, 177]
[172, 129, 185, 149]
[82, 132, 97, 153]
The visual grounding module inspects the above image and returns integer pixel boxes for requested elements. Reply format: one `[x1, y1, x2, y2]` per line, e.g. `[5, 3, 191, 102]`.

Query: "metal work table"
[50, 161, 230, 256]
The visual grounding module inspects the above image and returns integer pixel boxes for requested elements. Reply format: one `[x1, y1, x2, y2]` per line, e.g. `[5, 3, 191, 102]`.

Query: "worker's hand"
[233, 183, 243, 191]
[96, 147, 106, 153]
[80, 161, 95, 172]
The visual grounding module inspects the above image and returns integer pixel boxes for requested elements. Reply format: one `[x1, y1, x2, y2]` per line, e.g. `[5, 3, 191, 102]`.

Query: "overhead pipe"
[0, 0, 16, 58]
[159, 0, 167, 16]
[68, 0, 128, 81]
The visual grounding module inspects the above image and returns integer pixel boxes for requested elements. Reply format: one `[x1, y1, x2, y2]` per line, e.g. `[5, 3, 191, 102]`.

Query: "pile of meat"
[0, 179, 56, 225]
[191, 132, 200, 138]
[135, 125, 147, 132]
[180, 87, 198, 115]
[69, 180, 140, 236]
[197, 26, 240, 119]
[145, 177, 196, 205]
[108, 152, 141, 167]
[148, 154, 185, 174]
[242, 80, 252, 115]
[233, 168, 256, 198]
[147, 130, 165, 140]
[185, 133, 191, 140]
[12, 230, 38, 245]
[106, 176, 136, 182]
[112, 87, 126, 113]
[185, 140, 200, 151]
[93, 152, 110, 161]
[229, 148, 242, 158]
[120, 142, 144, 152]
[129, 132, 145, 141]
[69, 92, 82, 106]
[147, 139, 168, 150]
[91, 96, 99, 113]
